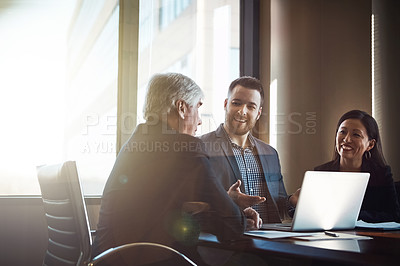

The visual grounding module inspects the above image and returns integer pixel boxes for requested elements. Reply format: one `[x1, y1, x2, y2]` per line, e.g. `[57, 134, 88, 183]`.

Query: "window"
[0, 1, 76, 195]
[159, 0, 193, 30]
[0, 0, 119, 195]
[65, 1, 119, 195]
[138, 0, 240, 135]
[0, 0, 241, 195]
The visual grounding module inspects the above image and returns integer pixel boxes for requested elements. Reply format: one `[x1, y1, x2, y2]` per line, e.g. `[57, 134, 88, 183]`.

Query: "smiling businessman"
[201, 76, 297, 224]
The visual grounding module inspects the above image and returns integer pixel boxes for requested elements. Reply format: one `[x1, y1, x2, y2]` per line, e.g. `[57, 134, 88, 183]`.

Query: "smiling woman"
[315, 110, 400, 223]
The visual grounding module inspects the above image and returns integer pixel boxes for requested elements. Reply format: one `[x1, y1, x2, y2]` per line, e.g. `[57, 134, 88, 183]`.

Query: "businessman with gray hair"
[93, 73, 262, 266]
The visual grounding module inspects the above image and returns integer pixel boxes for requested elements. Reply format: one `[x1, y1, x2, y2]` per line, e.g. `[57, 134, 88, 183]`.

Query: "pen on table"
[324, 231, 339, 237]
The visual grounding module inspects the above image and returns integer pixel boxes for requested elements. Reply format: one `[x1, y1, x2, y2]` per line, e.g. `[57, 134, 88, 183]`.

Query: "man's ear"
[176, 100, 186, 120]
[256, 106, 262, 120]
[224, 98, 228, 110]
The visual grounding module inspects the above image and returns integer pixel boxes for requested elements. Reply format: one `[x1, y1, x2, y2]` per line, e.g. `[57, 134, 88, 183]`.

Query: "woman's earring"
[364, 150, 372, 160]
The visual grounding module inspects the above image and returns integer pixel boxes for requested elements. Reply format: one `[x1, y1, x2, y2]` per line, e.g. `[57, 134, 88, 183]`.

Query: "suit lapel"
[215, 125, 242, 183]
[253, 140, 280, 209]
[254, 140, 270, 176]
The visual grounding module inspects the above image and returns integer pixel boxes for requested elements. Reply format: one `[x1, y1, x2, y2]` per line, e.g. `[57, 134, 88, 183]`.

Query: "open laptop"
[262, 171, 370, 232]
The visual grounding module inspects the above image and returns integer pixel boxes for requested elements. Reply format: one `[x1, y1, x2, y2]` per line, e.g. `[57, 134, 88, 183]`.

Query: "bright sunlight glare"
[0, 1, 76, 194]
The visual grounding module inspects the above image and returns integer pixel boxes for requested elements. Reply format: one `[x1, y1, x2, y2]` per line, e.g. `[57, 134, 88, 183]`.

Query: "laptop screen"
[291, 171, 370, 231]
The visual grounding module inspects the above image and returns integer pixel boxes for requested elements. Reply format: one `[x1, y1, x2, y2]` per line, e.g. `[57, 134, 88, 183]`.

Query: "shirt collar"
[221, 124, 255, 149]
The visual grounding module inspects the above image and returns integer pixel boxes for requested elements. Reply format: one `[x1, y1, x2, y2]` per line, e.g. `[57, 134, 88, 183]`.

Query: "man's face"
[179, 100, 203, 136]
[224, 85, 262, 136]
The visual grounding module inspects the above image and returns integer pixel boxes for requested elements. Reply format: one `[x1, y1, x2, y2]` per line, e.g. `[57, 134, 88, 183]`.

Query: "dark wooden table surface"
[198, 230, 400, 265]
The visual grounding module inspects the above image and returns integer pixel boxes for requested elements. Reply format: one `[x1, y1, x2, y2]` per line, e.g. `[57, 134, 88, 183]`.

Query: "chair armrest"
[88, 242, 197, 266]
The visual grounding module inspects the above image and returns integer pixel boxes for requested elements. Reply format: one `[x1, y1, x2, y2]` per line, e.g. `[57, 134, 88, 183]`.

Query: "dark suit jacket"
[200, 124, 294, 220]
[315, 160, 400, 223]
[93, 123, 246, 265]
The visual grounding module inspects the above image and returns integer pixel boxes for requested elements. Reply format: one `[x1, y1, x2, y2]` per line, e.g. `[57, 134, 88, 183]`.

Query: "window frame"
[0, 0, 262, 197]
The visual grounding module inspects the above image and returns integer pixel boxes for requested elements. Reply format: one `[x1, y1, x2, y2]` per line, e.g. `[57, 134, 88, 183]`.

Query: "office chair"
[395, 181, 400, 207]
[37, 161, 197, 266]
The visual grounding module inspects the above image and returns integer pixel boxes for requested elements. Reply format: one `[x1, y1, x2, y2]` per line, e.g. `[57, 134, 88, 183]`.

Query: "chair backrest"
[37, 161, 92, 266]
[395, 181, 400, 207]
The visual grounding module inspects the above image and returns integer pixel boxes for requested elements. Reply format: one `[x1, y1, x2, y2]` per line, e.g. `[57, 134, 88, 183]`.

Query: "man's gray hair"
[143, 73, 204, 121]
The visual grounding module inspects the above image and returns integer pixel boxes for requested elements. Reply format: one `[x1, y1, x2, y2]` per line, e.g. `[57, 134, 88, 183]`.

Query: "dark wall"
[268, 0, 372, 192]
[0, 198, 47, 266]
[0, 197, 100, 266]
[372, 0, 400, 181]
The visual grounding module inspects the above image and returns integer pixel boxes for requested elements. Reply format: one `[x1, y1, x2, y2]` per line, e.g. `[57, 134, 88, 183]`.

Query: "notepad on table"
[355, 220, 400, 230]
[244, 230, 312, 239]
[292, 232, 372, 241]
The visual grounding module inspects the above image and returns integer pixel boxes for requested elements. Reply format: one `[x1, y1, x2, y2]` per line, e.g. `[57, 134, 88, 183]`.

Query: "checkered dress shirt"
[222, 127, 281, 223]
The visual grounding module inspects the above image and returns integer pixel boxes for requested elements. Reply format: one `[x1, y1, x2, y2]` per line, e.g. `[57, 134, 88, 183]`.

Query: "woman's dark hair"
[333, 109, 387, 167]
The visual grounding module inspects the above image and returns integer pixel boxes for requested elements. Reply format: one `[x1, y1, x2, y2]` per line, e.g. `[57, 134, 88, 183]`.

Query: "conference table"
[198, 229, 400, 265]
